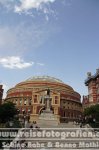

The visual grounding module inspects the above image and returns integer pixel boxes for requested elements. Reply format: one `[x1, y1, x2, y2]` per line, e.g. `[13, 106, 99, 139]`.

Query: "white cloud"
[14, 0, 55, 13]
[0, 56, 34, 69]
[37, 62, 45, 66]
[0, 0, 56, 16]
[0, 0, 15, 11]
[0, 22, 53, 56]
[0, 27, 16, 49]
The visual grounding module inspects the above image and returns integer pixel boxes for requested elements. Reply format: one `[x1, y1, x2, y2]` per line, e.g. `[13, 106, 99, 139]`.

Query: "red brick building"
[0, 85, 3, 104]
[83, 69, 99, 109]
[5, 76, 82, 123]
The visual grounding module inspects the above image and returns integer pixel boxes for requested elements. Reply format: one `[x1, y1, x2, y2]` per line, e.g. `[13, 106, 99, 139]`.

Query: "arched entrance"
[39, 106, 54, 114]
[39, 107, 45, 114]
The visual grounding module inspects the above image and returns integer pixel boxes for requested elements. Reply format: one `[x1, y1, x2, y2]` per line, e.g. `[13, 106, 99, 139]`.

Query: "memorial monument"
[38, 89, 59, 127]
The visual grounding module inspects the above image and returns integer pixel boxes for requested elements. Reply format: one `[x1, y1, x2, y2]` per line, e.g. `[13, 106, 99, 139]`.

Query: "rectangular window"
[97, 88, 99, 94]
[34, 95, 37, 103]
[29, 99, 32, 105]
[20, 99, 22, 105]
[55, 96, 58, 104]
[28, 109, 31, 113]
[15, 99, 17, 105]
[89, 94, 93, 102]
[24, 99, 27, 105]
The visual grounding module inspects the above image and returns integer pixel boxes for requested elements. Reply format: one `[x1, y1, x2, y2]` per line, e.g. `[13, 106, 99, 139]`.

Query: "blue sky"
[0, 0, 99, 98]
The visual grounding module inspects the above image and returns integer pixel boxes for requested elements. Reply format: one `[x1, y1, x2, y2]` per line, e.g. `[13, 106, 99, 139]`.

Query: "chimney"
[96, 68, 99, 74]
[87, 72, 91, 78]
[0, 85, 3, 89]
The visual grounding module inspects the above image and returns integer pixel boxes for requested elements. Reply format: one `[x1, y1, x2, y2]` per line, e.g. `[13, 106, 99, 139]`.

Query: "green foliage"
[84, 104, 99, 122]
[5, 119, 22, 128]
[0, 102, 18, 123]
[0, 102, 22, 149]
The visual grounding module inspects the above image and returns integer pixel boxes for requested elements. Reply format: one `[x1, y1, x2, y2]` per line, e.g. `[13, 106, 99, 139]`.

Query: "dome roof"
[26, 76, 64, 83]
[7, 76, 81, 100]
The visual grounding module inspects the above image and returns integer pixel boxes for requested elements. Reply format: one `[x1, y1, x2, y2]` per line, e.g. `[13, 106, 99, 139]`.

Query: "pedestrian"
[80, 122, 83, 128]
[30, 124, 33, 128]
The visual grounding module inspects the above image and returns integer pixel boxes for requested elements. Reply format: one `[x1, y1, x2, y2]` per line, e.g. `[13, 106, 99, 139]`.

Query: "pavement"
[3, 122, 99, 150]
[26, 121, 81, 128]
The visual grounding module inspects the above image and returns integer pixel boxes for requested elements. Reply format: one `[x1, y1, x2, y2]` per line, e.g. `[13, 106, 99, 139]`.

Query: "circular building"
[5, 76, 82, 123]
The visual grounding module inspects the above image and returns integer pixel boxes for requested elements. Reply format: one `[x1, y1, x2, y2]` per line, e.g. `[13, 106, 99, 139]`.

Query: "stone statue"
[47, 89, 50, 96]
[44, 89, 51, 111]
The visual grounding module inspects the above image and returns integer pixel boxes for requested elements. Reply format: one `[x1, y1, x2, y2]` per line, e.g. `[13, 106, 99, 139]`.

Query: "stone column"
[45, 95, 51, 111]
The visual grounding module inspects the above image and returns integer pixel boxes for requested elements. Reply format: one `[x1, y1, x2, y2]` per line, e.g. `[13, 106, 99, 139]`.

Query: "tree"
[84, 104, 99, 128]
[0, 102, 18, 123]
[0, 102, 21, 148]
[84, 104, 99, 121]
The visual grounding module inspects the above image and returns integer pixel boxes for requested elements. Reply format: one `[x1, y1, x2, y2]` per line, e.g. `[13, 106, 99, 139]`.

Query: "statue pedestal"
[38, 90, 59, 127]
[38, 111, 59, 127]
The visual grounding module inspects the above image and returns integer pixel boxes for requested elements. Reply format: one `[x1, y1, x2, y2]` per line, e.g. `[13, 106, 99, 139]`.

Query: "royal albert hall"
[5, 76, 82, 123]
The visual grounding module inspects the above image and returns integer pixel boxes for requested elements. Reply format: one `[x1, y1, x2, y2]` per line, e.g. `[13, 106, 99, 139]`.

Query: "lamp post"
[15, 109, 19, 121]
[9, 121, 13, 127]
[24, 115, 26, 127]
[22, 110, 27, 128]
[27, 109, 30, 123]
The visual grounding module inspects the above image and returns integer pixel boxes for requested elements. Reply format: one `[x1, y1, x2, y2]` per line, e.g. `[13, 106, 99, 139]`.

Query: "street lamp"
[9, 121, 13, 127]
[22, 110, 27, 127]
[15, 109, 20, 120]
[23, 115, 26, 127]
[27, 109, 30, 123]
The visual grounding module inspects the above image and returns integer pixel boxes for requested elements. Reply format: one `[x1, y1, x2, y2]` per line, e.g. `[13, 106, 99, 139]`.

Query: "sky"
[0, 0, 99, 99]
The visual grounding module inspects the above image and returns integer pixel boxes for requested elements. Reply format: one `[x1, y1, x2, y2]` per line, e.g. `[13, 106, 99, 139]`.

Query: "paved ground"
[27, 121, 81, 128]
[3, 122, 98, 150]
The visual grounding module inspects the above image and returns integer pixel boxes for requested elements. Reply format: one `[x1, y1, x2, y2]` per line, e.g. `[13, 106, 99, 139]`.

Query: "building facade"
[5, 76, 82, 123]
[83, 69, 99, 109]
[0, 85, 3, 105]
